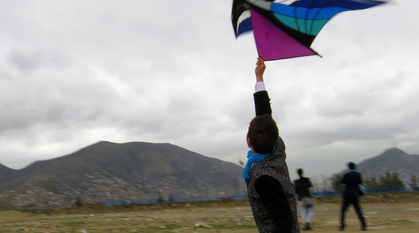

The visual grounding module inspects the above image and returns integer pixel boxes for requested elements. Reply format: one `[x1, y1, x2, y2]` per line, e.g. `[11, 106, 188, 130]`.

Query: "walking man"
[340, 162, 366, 231]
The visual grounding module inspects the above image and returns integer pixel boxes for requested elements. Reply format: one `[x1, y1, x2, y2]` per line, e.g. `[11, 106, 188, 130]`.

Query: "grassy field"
[0, 192, 418, 232]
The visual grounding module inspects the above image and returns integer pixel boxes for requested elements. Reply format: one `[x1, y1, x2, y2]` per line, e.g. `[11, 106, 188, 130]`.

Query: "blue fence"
[311, 190, 341, 196]
[99, 196, 223, 206]
[311, 187, 419, 196]
[98, 188, 419, 206]
[364, 187, 419, 193]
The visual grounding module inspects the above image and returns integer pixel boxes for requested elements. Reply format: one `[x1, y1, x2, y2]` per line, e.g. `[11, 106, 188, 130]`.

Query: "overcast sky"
[0, 0, 417, 180]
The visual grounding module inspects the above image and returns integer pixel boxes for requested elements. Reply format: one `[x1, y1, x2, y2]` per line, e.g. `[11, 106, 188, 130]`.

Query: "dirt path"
[0, 196, 418, 232]
[310, 202, 419, 233]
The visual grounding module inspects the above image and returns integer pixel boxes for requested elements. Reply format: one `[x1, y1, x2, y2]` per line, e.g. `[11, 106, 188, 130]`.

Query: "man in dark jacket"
[294, 168, 315, 230]
[243, 58, 299, 233]
[340, 162, 366, 231]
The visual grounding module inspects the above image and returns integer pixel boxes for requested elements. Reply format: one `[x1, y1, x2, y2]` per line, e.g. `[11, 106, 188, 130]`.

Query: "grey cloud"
[0, 0, 418, 179]
[7, 49, 70, 72]
[7, 49, 42, 72]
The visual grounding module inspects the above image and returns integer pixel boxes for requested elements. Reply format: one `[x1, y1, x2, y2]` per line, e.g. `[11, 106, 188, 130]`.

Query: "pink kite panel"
[250, 9, 316, 60]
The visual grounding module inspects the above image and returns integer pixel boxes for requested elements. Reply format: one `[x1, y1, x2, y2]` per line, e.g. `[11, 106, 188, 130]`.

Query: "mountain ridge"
[1, 142, 418, 210]
[355, 148, 419, 184]
[0, 141, 244, 209]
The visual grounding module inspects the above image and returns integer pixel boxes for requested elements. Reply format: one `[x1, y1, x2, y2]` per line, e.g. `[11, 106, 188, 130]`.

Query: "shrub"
[75, 196, 83, 207]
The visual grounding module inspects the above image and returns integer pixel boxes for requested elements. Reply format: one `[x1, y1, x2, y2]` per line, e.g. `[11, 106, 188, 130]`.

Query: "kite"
[232, 0, 387, 60]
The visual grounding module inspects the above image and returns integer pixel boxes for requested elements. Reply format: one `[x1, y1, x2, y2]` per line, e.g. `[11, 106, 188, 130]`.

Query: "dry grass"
[0, 192, 418, 232]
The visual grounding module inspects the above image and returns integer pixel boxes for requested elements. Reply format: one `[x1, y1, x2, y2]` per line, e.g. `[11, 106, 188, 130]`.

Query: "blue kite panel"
[289, 0, 385, 10]
[271, 4, 353, 20]
[238, 18, 253, 36]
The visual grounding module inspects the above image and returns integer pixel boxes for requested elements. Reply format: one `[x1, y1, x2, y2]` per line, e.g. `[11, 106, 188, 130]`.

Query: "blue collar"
[243, 145, 277, 179]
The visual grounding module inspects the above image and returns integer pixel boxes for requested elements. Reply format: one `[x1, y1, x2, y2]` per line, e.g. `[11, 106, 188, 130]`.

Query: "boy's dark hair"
[248, 114, 279, 154]
[348, 162, 356, 170]
[297, 168, 303, 176]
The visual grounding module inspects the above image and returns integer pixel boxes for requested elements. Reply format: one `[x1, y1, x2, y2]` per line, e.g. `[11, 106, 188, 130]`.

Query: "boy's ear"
[247, 138, 255, 153]
[247, 137, 252, 148]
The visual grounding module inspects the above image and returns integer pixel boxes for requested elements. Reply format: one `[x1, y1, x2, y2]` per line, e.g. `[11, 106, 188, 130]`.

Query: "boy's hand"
[255, 57, 266, 82]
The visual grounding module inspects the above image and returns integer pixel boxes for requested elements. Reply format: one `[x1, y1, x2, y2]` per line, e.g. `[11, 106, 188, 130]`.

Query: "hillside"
[356, 148, 419, 184]
[0, 163, 17, 184]
[0, 141, 244, 209]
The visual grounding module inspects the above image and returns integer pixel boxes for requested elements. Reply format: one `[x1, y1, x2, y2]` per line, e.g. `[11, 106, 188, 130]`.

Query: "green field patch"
[209, 222, 257, 230]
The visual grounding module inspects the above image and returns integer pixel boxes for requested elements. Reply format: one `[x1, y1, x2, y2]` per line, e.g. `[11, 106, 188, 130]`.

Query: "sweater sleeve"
[254, 91, 272, 116]
[255, 175, 293, 233]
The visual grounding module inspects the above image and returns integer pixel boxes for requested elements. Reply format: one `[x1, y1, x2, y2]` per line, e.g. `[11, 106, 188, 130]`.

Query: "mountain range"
[356, 148, 419, 185]
[0, 142, 417, 210]
[0, 141, 244, 209]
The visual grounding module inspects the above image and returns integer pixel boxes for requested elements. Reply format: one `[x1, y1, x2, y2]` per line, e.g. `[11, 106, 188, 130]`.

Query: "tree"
[75, 196, 83, 207]
[391, 173, 405, 189]
[238, 158, 245, 167]
[157, 195, 165, 203]
[364, 172, 405, 190]
[332, 173, 343, 192]
[379, 172, 392, 190]
[168, 194, 174, 202]
[364, 175, 379, 190]
[410, 174, 418, 189]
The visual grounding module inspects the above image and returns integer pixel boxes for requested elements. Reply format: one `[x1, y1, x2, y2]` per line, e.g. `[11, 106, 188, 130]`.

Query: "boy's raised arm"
[255, 57, 266, 83]
[253, 58, 272, 116]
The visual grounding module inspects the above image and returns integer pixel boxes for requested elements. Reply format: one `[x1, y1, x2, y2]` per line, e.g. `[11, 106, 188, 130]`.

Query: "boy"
[243, 58, 299, 233]
[294, 168, 315, 230]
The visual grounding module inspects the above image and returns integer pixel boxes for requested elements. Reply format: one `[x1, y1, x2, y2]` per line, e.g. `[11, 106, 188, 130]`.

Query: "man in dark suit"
[340, 162, 366, 231]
